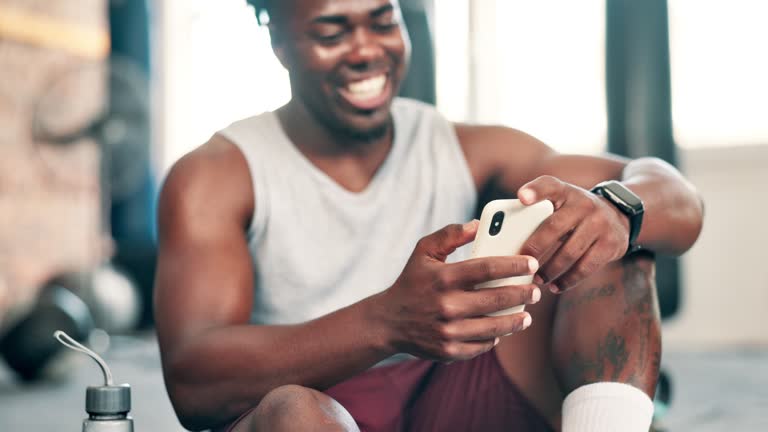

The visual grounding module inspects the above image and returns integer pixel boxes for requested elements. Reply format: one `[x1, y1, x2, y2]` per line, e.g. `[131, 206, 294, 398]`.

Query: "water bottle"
[54, 331, 135, 432]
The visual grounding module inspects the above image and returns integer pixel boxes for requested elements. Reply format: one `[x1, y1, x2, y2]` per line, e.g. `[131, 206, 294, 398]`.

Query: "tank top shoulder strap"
[217, 111, 283, 242]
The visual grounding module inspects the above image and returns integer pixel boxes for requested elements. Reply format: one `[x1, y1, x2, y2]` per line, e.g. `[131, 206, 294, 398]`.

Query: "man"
[154, 1, 703, 431]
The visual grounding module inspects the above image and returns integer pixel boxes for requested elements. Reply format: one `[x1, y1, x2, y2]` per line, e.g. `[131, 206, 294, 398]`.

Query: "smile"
[337, 73, 392, 111]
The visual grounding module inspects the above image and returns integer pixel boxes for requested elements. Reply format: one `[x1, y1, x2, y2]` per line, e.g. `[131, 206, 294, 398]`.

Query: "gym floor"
[1, 333, 766, 431]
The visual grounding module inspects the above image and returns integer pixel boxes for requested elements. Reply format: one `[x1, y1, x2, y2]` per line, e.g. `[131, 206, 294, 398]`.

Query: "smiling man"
[154, 1, 703, 431]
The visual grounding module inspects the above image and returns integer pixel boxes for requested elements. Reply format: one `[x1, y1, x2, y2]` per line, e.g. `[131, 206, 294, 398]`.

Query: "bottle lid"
[86, 384, 131, 415]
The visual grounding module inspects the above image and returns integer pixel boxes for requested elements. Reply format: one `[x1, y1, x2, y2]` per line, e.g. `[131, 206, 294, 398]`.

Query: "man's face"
[271, 0, 410, 139]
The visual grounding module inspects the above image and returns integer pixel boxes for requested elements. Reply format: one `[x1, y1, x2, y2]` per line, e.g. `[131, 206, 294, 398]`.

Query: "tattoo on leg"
[625, 371, 640, 387]
[622, 259, 652, 316]
[559, 283, 617, 313]
[635, 321, 651, 372]
[559, 257, 661, 393]
[621, 258, 658, 377]
[599, 329, 629, 381]
[567, 352, 599, 388]
[566, 329, 629, 384]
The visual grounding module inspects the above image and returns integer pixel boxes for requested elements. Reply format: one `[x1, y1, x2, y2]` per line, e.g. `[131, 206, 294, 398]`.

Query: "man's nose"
[345, 27, 386, 67]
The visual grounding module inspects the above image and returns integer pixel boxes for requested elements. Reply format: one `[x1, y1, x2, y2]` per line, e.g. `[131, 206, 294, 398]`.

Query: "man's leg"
[229, 385, 359, 432]
[494, 252, 660, 430]
[552, 252, 660, 397]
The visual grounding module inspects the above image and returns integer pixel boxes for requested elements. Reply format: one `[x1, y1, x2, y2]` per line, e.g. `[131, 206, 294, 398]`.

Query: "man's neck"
[276, 99, 392, 159]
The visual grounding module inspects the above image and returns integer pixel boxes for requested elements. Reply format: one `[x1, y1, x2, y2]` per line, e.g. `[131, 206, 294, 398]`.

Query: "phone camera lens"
[489, 211, 504, 236]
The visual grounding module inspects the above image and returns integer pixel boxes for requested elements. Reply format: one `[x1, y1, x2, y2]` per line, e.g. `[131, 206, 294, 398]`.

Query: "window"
[435, 0, 607, 154]
[669, 0, 768, 148]
[155, 0, 290, 172]
[434, 0, 471, 122]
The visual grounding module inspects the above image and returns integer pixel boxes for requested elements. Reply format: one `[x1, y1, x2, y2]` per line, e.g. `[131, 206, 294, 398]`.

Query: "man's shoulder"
[169, 135, 249, 182]
[392, 99, 547, 154]
[159, 135, 254, 225]
[220, 110, 275, 133]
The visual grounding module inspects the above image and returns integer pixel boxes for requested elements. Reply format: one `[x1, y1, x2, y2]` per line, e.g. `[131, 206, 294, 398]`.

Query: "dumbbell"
[55, 265, 142, 334]
[0, 285, 94, 381]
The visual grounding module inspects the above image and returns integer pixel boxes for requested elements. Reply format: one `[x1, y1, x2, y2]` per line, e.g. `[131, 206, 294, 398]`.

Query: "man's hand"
[375, 221, 540, 362]
[517, 175, 631, 294]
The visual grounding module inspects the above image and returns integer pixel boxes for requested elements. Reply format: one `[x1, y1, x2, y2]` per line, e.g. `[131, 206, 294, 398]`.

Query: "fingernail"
[530, 287, 541, 304]
[463, 219, 479, 231]
[519, 189, 535, 203]
[522, 314, 533, 329]
[493, 337, 500, 346]
[527, 257, 539, 273]
[548, 283, 560, 294]
[534, 274, 544, 285]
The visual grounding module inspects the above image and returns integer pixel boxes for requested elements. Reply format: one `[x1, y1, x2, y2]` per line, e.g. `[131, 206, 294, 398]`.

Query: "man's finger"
[441, 339, 498, 362]
[442, 312, 533, 342]
[519, 205, 581, 262]
[444, 255, 538, 287]
[518, 175, 567, 207]
[550, 241, 609, 293]
[441, 284, 541, 318]
[535, 220, 597, 286]
[417, 220, 479, 261]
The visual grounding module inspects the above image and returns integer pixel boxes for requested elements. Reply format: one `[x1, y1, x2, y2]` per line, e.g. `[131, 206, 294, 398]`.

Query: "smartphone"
[470, 199, 554, 316]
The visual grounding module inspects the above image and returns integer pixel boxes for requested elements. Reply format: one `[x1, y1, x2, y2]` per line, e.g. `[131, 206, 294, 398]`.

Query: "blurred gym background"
[0, 0, 766, 430]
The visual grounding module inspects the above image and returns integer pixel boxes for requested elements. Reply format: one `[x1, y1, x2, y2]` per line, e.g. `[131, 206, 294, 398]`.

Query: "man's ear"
[269, 25, 290, 70]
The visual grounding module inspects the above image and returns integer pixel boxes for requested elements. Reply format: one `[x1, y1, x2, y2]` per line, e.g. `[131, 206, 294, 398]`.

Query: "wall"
[0, 0, 107, 334]
[664, 144, 768, 348]
[152, 0, 290, 173]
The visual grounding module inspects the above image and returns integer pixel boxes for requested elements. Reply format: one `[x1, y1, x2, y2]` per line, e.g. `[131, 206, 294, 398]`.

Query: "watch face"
[604, 182, 643, 212]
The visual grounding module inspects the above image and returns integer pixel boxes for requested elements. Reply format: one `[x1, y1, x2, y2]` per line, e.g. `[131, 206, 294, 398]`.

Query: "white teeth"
[346, 75, 386, 97]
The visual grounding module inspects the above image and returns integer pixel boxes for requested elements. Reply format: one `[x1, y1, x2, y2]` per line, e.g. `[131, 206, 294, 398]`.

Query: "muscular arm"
[155, 137, 390, 430]
[458, 125, 703, 256]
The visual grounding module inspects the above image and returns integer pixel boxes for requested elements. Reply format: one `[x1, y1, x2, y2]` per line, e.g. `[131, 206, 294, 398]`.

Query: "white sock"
[562, 382, 654, 432]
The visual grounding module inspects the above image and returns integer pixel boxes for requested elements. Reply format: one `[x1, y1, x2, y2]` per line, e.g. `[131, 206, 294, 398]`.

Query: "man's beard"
[310, 103, 393, 145]
[332, 120, 391, 144]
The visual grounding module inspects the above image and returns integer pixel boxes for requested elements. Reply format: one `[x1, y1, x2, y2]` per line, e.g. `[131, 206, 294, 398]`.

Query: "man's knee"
[251, 385, 358, 432]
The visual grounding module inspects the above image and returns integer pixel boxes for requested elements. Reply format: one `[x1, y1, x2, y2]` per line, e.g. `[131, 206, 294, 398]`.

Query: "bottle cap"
[86, 384, 131, 415]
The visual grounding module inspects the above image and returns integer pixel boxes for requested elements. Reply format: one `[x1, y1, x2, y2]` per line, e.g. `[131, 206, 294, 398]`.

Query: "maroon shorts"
[224, 350, 553, 432]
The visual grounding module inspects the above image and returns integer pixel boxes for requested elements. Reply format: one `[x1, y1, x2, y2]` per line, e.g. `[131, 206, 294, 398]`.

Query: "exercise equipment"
[0, 285, 94, 381]
[54, 265, 142, 334]
[87, 266, 142, 334]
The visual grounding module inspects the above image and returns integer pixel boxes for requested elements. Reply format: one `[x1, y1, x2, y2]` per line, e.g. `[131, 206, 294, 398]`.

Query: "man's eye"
[316, 32, 345, 43]
[372, 21, 398, 32]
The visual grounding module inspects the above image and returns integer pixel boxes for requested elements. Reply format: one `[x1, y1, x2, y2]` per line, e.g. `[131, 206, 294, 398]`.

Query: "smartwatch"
[590, 180, 644, 254]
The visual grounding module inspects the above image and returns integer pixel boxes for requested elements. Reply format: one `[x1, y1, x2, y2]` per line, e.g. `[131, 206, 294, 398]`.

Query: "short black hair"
[246, 0, 272, 25]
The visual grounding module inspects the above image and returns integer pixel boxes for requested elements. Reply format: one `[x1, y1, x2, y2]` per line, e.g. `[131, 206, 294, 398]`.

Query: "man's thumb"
[418, 220, 479, 261]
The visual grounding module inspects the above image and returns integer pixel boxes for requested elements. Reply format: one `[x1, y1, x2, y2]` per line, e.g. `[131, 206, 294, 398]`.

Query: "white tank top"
[219, 98, 477, 325]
